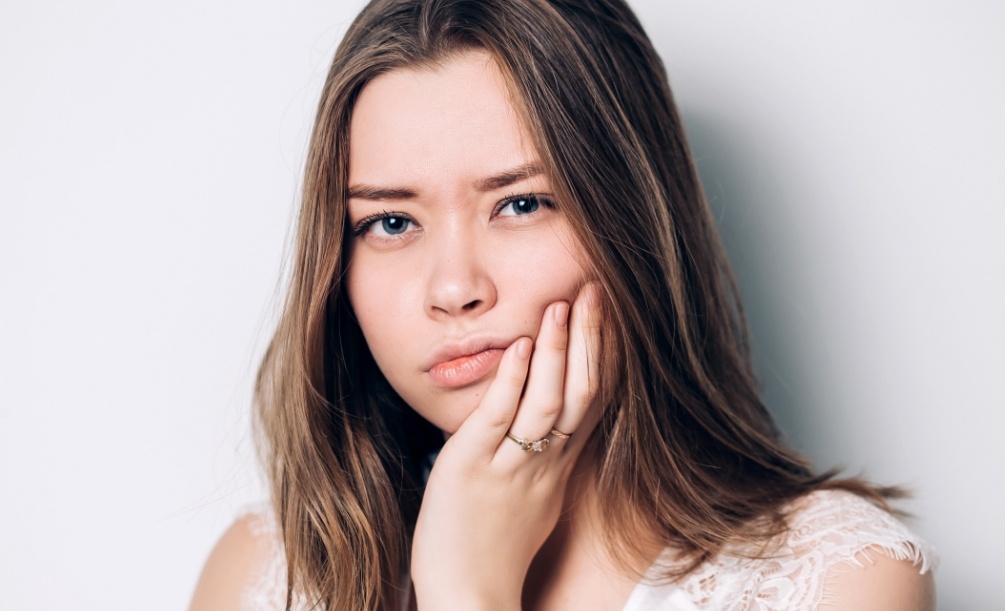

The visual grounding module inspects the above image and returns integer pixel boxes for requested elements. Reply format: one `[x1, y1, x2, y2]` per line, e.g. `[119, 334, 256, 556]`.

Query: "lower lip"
[428, 348, 505, 388]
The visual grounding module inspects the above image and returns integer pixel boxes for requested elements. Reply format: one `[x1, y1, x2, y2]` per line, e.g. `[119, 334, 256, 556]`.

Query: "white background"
[1, 1, 1001, 609]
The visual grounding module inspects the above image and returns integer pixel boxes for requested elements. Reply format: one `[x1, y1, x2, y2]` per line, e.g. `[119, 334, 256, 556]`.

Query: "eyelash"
[496, 192, 557, 217]
[349, 193, 557, 238]
[350, 209, 406, 238]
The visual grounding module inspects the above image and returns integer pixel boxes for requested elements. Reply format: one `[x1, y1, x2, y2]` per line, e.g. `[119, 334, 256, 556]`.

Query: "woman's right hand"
[410, 283, 602, 610]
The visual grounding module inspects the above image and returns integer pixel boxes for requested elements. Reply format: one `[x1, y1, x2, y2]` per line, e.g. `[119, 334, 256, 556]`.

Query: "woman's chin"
[414, 382, 491, 437]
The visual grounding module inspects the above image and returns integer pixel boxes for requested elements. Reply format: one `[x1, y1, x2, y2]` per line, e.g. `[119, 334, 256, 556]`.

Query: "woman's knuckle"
[539, 398, 562, 419]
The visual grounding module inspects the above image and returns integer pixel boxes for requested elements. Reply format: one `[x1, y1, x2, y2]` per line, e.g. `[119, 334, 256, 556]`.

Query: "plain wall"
[1, 1, 1001, 609]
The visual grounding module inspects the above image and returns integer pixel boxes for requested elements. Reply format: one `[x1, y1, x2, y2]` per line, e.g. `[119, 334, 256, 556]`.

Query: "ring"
[505, 431, 550, 453]
[550, 428, 571, 440]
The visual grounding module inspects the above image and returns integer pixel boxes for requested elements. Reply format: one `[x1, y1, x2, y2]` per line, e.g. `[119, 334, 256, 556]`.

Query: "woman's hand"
[410, 283, 602, 610]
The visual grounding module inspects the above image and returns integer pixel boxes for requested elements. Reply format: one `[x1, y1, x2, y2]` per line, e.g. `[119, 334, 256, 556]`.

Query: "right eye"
[352, 213, 418, 239]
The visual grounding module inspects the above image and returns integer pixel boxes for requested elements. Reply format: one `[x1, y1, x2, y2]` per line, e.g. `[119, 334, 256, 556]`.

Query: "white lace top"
[239, 490, 935, 610]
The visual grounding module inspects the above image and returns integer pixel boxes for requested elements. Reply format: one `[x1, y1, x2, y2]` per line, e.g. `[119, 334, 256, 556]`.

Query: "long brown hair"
[255, 0, 897, 608]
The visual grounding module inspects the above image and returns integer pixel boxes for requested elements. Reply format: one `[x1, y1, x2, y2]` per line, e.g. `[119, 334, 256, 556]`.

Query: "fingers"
[554, 283, 602, 453]
[453, 283, 603, 464]
[504, 301, 570, 452]
[451, 336, 532, 459]
[501, 283, 602, 463]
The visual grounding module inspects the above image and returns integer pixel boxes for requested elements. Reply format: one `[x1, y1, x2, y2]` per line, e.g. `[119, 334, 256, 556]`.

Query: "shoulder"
[822, 549, 936, 610]
[661, 489, 937, 610]
[782, 489, 936, 569]
[783, 489, 937, 610]
[189, 510, 288, 611]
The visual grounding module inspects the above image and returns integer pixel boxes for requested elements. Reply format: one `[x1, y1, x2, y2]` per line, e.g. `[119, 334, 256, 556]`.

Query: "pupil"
[382, 217, 407, 234]
[515, 197, 539, 214]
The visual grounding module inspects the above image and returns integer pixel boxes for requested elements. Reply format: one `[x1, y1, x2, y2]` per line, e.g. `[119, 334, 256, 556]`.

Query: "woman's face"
[345, 51, 589, 433]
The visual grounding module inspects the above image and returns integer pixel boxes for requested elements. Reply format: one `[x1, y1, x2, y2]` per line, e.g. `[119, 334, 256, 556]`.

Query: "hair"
[254, 0, 900, 609]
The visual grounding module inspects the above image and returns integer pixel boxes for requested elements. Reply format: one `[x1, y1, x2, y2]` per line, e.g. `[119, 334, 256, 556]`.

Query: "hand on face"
[410, 282, 603, 609]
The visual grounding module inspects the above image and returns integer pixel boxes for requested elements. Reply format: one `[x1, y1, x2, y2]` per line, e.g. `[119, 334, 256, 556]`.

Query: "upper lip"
[423, 334, 514, 372]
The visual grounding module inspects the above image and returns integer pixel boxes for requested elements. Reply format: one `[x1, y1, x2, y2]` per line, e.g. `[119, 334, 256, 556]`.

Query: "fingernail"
[554, 302, 569, 328]
[517, 337, 532, 359]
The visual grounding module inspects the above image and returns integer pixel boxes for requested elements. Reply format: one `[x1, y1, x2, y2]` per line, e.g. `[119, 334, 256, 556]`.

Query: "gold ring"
[506, 431, 550, 452]
[550, 428, 571, 440]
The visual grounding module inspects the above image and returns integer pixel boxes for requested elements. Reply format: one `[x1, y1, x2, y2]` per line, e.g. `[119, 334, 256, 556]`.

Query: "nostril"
[462, 299, 482, 311]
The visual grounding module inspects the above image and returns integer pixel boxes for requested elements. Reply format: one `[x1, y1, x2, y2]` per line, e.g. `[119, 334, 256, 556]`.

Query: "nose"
[423, 231, 497, 319]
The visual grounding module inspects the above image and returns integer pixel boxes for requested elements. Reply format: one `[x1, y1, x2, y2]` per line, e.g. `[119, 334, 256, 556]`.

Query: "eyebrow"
[347, 162, 544, 201]
[475, 162, 543, 192]
[346, 185, 417, 201]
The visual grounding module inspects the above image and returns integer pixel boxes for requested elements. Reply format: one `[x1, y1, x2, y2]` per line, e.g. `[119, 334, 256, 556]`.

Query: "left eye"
[375, 216, 411, 235]
[498, 195, 544, 217]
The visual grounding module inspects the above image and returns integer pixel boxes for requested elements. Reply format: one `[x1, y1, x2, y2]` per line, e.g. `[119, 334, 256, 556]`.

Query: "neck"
[521, 448, 663, 610]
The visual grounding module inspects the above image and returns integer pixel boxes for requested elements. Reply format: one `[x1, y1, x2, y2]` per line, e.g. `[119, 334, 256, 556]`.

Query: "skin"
[189, 51, 936, 611]
[345, 51, 616, 609]
[344, 52, 590, 435]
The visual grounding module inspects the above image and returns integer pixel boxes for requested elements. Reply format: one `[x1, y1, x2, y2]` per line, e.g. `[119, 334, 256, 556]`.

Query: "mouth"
[427, 348, 505, 388]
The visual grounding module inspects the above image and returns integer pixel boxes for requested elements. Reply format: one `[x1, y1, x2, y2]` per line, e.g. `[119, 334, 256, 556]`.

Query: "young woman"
[191, 0, 936, 609]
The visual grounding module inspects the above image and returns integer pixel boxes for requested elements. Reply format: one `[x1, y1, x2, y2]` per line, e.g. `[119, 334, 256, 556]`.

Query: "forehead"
[348, 51, 539, 188]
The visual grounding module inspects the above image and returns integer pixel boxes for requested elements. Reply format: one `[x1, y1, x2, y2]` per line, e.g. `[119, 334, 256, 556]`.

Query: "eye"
[376, 216, 411, 235]
[496, 194, 553, 217]
[351, 212, 417, 239]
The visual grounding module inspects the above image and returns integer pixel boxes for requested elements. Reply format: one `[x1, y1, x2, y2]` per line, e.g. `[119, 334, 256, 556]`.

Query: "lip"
[425, 336, 513, 388]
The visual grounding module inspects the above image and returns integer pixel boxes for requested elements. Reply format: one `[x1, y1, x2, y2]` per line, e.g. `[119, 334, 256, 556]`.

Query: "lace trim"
[238, 506, 311, 611]
[241, 490, 936, 611]
[637, 489, 936, 610]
